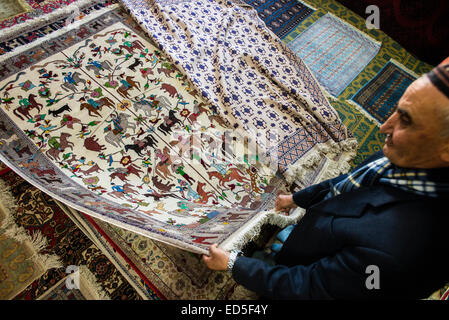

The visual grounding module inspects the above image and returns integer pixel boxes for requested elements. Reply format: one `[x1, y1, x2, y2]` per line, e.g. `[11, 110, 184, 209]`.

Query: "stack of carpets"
[0, 0, 114, 29]
[0, 163, 145, 299]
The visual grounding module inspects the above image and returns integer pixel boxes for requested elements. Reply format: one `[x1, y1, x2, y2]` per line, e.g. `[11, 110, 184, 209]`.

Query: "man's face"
[379, 76, 448, 168]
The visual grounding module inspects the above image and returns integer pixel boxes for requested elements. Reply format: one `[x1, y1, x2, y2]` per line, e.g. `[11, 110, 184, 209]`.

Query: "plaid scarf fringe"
[325, 157, 448, 199]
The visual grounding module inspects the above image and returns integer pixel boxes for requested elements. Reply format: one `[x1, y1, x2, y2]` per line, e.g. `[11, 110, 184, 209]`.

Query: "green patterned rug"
[283, 0, 433, 168]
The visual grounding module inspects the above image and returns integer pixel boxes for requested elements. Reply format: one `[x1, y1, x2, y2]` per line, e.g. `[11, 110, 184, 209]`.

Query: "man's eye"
[400, 116, 411, 125]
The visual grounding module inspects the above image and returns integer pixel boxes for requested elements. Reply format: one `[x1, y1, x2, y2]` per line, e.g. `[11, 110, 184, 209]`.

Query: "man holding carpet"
[203, 61, 449, 299]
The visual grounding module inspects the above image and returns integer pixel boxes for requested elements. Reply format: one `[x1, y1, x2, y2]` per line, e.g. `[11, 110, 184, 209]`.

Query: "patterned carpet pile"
[350, 59, 418, 125]
[242, 0, 314, 39]
[0, 0, 115, 57]
[0, 163, 147, 299]
[0, 0, 112, 29]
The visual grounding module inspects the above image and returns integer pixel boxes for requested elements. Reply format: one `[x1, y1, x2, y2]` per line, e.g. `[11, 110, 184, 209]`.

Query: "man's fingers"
[209, 243, 218, 254]
[277, 190, 287, 196]
[202, 245, 216, 261]
[203, 244, 218, 260]
[275, 199, 282, 211]
[202, 245, 219, 268]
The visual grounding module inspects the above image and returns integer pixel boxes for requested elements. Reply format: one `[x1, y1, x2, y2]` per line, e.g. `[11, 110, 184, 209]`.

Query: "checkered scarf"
[325, 157, 449, 200]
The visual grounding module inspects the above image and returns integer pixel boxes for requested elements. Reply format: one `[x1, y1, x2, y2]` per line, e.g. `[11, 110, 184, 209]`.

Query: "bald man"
[203, 62, 449, 299]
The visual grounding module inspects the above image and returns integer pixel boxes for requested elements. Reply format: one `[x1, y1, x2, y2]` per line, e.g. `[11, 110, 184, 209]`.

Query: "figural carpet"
[0, 0, 356, 257]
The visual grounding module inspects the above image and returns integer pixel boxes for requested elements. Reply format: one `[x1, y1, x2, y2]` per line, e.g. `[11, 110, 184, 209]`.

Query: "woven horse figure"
[187, 101, 211, 125]
[61, 71, 87, 92]
[13, 94, 43, 120]
[117, 76, 140, 99]
[45, 132, 74, 161]
[125, 134, 158, 157]
[85, 60, 113, 76]
[157, 109, 183, 136]
[168, 109, 182, 126]
[154, 147, 174, 179]
[195, 181, 218, 204]
[128, 57, 144, 72]
[207, 167, 249, 187]
[96, 97, 115, 109]
[119, 39, 145, 54]
[124, 137, 146, 156]
[132, 97, 158, 117]
[104, 113, 137, 148]
[79, 97, 114, 117]
[110, 168, 128, 182]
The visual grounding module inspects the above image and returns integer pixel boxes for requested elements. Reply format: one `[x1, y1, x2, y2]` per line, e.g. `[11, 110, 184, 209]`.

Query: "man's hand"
[202, 244, 230, 271]
[275, 194, 297, 214]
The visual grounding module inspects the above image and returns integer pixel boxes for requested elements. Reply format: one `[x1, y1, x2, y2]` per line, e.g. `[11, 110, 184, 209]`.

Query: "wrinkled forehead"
[398, 76, 448, 125]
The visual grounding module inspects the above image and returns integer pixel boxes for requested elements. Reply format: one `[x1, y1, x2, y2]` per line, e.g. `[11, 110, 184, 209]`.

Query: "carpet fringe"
[345, 99, 382, 127]
[283, 137, 358, 185]
[35, 264, 108, 300]
[78, 265, 111, 300]
[29, 229, 51, 253]
[388, 58, 421, 78]
[30, 252, 64, 270]
[0, 178, 18, 229]
[297, 0, 318, 11]
[221, 137, 357, 252]
[220, 207, 307, 252]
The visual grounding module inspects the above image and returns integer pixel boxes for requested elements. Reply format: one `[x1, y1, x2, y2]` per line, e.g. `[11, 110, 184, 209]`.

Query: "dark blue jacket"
[232, 152, 449, 299]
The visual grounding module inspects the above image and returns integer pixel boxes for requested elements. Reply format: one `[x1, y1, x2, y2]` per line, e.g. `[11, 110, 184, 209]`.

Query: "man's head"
[379, 63, 449, 169]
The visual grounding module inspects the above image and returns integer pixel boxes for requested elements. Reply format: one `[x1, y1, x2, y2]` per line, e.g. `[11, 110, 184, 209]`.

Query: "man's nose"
[380, 111, 397, 133]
